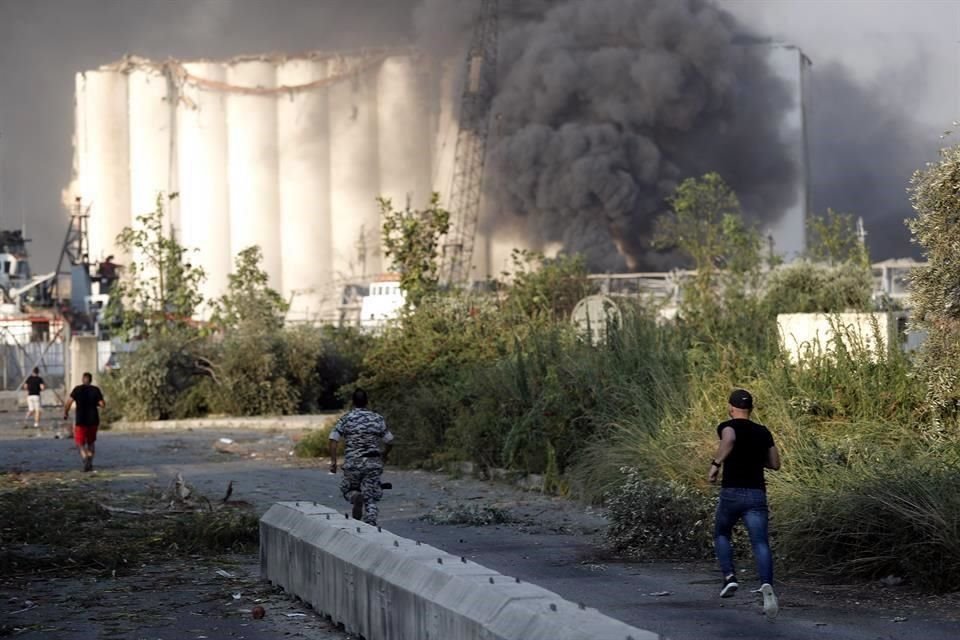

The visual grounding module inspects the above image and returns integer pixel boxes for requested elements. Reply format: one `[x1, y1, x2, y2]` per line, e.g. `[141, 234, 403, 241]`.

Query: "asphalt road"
[1, 418, 958, 640]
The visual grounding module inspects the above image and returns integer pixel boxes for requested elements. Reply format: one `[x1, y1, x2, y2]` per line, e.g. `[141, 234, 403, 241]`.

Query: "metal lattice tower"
[441, 0, 499, 287]
[56, 197, 91, 277]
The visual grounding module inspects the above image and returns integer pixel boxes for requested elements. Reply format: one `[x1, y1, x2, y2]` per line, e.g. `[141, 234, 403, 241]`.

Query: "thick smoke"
[807, 62, 931, 260]
[482, 0, 797, 270]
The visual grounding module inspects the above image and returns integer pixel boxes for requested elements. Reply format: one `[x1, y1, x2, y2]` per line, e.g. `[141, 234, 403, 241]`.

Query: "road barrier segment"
[260, 501, 661, 640]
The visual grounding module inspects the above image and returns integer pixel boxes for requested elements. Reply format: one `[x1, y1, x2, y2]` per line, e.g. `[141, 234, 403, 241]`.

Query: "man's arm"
[708, 426, 736, 483]
[328, 438, 339, 473]
[382, 427, 395, 464]
[766, 445, 781, 470]
[63, 397, 73, 419]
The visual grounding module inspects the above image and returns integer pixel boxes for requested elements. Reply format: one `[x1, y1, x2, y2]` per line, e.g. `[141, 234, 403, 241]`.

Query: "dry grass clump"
[0, 481, 258, 579]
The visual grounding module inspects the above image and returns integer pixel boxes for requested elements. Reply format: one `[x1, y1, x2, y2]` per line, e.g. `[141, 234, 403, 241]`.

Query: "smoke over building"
[69, 0, 811, 321]
[483, 0, 807, 270]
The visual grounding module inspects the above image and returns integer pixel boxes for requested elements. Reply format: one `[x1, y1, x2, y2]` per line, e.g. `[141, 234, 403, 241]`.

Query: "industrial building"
[71, 49, 467, 322]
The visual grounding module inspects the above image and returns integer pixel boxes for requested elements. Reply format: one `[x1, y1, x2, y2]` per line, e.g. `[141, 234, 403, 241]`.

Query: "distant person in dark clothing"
[63, 372, 105, 472]
[97, 255, 119, 294]
[328, 388, 394, 526]
[22, 367, 45, 428]
[709, 389, 781, 620]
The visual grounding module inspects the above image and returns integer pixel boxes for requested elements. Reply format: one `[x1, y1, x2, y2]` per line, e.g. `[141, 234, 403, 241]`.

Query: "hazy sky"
[724, 0, 958, 128]
[0, 0, 955, 268]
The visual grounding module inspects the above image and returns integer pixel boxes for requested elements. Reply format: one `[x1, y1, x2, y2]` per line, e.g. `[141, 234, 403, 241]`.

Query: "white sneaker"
[760, 583, 779, 620]
[719, 575, 739, 598]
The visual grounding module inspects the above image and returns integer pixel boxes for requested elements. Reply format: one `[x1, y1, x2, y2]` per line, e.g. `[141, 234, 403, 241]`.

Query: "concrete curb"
[110, 415, 336, 432]
[260, 501, 658, 640]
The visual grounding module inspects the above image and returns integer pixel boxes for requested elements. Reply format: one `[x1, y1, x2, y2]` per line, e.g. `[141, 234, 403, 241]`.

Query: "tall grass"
[574, 316, 960, 590]
[364, 287, 960, 590]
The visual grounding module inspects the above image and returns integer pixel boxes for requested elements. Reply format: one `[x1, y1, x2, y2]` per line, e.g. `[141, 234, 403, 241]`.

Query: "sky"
[0, 0, 956, 269]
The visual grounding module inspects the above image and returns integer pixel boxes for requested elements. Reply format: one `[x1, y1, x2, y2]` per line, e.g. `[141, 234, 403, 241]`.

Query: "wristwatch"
[710, 460, 722, 468]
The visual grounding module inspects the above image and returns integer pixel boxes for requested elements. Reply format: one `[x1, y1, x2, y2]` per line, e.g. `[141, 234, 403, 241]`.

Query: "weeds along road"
[1, 418, 958, 640]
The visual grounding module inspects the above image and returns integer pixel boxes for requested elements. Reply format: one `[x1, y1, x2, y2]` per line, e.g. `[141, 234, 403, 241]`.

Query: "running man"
[23, 367, 45, 428]
[709, 389, 781, 620]
[63, 372, 105, 472]
[328, 388, 394, 526]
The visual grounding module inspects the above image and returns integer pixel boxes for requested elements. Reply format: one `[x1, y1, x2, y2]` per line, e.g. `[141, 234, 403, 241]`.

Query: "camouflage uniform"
[330, 408, 394, 525]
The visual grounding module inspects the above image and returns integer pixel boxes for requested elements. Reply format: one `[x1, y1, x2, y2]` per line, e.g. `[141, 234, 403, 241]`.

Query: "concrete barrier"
[261, 501, 660, 640]
[110, 414, 335, 432]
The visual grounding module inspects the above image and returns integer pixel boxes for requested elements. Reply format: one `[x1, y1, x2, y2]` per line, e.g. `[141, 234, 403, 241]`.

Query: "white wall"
[777, 312, 906, 363]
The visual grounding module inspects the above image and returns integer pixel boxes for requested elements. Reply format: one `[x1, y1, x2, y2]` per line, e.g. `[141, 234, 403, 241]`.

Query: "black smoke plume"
[480, 0, 798, 270]
[806, 62, 932, 260]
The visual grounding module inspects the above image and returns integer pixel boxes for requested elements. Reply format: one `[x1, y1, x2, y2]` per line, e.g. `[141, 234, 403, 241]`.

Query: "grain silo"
[76, 69, 130, 265]
[277, 57, 331, 320]
[72, 50, 443, 322]
[176, 62, 231, 310]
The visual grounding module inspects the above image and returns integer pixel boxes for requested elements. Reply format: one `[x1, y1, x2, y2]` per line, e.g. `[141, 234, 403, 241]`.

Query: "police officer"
[328, 388, 394, 526]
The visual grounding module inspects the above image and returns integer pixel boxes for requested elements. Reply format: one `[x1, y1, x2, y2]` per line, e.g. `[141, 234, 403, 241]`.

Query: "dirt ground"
[1, 416, 959, 640]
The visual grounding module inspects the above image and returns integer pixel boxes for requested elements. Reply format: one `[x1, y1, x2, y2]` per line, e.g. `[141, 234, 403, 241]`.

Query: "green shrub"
[294, 421, 336, 458]
[307, 325, 372, 411]
[208, 324, 298, 416]
[99, 331, 212, 421]
[605, 468, 715, 561]
[763, 261, 873, 314]
[359, 295, 515, 466]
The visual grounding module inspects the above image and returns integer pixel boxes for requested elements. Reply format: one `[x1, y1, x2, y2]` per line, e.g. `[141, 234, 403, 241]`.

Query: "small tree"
[908, 145, 960, 422]
[807, 209, 869, 267]
[653, 173, 766, 347]
[380, 192, 451, 308]
[107, 194, 205, 339]
[206, 247, 295, 416]
[501, 249, 593, 320]
[211, 246, 289, 331]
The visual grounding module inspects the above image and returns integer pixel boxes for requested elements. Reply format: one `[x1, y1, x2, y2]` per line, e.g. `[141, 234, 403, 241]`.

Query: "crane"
[440, 0, 499, 288]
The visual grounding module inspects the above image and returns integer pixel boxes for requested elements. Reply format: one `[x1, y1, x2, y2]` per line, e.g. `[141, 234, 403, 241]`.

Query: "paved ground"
[1, 416, 959, 640]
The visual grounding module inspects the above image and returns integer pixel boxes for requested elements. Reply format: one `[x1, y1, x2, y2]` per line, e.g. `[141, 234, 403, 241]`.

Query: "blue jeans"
[714, 487, 773, 585]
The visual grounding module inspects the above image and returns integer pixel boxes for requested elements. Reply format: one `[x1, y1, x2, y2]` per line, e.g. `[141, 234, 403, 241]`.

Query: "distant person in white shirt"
[23, 367, 45, 428]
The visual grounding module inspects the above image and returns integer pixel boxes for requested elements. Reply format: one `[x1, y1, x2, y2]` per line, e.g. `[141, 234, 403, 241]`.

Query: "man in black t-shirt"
[22, 367, 45, 428]
[708, 389, 781, 619]
[63, 372, 105, 472]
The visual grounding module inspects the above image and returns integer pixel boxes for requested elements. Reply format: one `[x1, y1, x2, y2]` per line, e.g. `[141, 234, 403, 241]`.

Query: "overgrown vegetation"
[102, 204, 371, 420]
[356, 171, 960, 593]
[106, 156, 960, 594]
[0, 480, 258, 579]
[909, 144, 960, 424]
[380, 192, 451, 308]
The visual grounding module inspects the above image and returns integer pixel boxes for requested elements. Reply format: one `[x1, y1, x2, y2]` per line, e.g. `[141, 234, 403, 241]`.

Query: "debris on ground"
[0, 477, 258, 580]
[421, 502, 513, 526]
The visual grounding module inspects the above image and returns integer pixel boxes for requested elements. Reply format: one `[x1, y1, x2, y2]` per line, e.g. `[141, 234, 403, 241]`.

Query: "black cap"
[729, 389, 753, 410]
